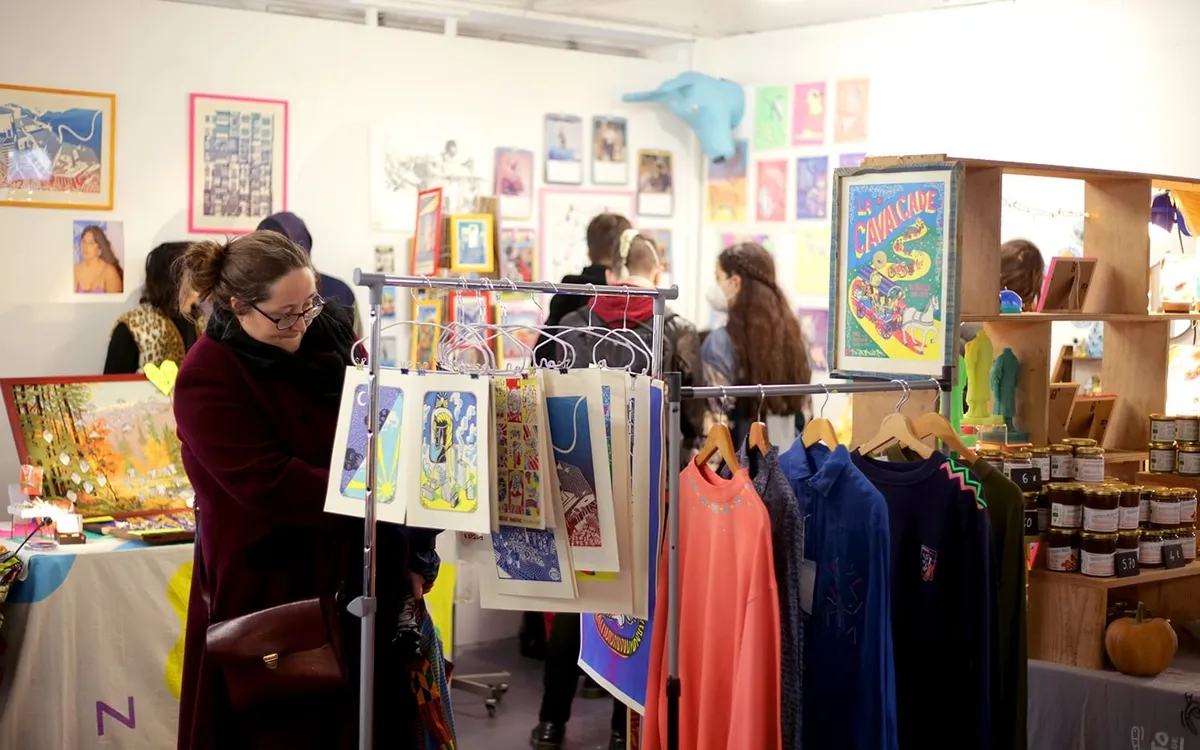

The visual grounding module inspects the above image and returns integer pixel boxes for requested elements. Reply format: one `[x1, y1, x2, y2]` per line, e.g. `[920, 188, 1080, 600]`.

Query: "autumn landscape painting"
[2, 376, 193, 516]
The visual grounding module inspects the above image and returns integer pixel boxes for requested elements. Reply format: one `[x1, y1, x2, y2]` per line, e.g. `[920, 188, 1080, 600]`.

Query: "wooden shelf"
[1134, 472, 1200, 490]
[1030, 564, 1200, 590]
[1106, 449, 1148, 464]
[961, 312, 1200, 323]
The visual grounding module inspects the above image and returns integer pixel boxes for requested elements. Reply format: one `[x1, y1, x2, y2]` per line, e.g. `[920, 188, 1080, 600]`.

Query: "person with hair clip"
[103, 242, 202, 374]
[171, 231, 444, 750]
[703, 242, 812, 447]
[999, 238, 1046, 311]
[530, 230, 707, 750]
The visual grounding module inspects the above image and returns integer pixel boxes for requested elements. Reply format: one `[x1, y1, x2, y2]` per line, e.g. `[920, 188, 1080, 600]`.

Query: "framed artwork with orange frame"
[0, 84, 116, 210]
[411, 297, 444, 367]
[412, 187, 444, 276]
[449, 214, 496, 273]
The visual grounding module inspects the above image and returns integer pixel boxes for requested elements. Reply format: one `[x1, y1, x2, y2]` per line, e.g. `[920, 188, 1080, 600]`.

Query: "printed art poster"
[835, 79, 870, 144]
[420, 390, 480, 513]
[753, 85, 788, 150]
[756, 160, 787, 222]
[705, 140, 747, 223]
[796, 308, 830, 375]
[796, 156, 829, 220]
[795, 228, 831, 296]
[834, 168, 957, 377]
[493, 376, 546, 529]
[792, 82, 827, 146]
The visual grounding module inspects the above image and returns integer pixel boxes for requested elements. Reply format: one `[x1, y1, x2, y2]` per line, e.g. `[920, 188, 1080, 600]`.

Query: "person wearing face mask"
[702, 242, 812, 447]
[172, 231, 445, 750]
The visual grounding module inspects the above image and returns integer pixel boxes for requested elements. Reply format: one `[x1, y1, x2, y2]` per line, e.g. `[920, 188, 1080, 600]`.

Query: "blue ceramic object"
[999, 289, 1024, 314]
[623, 72, 746, 161]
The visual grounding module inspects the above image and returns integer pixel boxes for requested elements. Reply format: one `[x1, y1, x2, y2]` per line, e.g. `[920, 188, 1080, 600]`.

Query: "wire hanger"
[912, 377, 977, 463]
[855, 380, 933, 459]
[695, 385, 741, 470]
[801, 383, 840, 448]
[748, 384, 770, 456]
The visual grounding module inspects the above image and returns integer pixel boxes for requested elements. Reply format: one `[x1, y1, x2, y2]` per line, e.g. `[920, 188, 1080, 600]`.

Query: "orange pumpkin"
[1104, 602, 1178, 677]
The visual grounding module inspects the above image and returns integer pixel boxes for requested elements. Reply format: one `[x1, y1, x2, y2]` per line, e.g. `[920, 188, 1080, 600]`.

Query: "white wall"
[0, 0, 699, 645]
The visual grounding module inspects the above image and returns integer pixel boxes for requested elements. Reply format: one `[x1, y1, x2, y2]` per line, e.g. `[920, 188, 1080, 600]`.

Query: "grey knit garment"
[721, 444, 805, 750]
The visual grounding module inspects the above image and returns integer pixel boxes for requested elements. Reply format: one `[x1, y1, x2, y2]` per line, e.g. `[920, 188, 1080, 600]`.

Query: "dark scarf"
[205, 300, 359, 407]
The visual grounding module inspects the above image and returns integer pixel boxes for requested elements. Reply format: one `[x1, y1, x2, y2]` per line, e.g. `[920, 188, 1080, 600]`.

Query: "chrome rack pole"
[650, 296, 666, 379]
[678, 379, 941, 400]
[665, 372, 682, 750]
[354, 272, 679, 303]
[351, 269, 384, 750]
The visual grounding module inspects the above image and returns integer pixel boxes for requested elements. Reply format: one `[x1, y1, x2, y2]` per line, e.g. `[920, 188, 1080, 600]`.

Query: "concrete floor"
[451, 638, 616, 750]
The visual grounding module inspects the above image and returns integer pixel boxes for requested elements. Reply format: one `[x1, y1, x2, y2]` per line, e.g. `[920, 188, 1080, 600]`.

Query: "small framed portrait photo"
[449, 214, 495, 273]
[412, 187, 444, 276]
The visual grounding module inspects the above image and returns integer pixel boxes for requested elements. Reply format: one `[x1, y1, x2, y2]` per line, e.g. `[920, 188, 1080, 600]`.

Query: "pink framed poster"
[188, 93, 289, 234]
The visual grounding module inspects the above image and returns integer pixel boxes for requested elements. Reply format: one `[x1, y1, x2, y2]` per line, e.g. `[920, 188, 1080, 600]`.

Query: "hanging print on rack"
[324, 367, 410, 523]
[407, 375, 492, 534]
[492, 375, 549, 529]
[831, 162, 961, 377]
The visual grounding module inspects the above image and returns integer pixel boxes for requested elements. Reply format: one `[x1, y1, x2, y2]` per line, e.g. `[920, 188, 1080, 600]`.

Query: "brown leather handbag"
[194, 516, 346, 710]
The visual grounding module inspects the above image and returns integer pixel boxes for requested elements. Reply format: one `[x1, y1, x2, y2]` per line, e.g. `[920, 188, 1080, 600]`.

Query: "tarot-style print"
[420, 391, 480, 513]
[491, 524, 564, 583]
[546, 395, 602, 548]
[493, 377, 545, 528]
[341, 384, 404, 503]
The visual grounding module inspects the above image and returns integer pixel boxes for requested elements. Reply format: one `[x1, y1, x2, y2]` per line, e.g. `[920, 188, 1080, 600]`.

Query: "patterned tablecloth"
[0, 535, 193, 750]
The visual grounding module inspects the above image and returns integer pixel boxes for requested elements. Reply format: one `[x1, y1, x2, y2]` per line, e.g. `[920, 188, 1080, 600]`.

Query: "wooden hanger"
[696, 386, 742, 469]
[747, 385, 771, 456]
[802, 384, 840, 448]
[855, 382, 934, 459]
[914, 413, 977, 463]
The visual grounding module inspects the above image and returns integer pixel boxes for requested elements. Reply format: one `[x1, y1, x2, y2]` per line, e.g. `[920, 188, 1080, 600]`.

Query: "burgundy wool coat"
[173, 311, 425, 750]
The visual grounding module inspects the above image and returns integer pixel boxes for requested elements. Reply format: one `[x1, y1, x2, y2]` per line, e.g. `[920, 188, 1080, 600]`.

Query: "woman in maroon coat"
[173, 231, 440, 749]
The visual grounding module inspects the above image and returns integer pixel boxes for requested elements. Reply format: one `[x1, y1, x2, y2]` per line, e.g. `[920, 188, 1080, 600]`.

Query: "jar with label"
[1174, 487, 1197, 524]
[1151, 488, 1181, 528]
[1150, 414, 1178, 444]
[1082, 486, 1120, 533]
[1037, 487, 1051, 533]
[1177, 415, 1200, 444]
[1118, 528, 1141, 555]
[1139, 485, 1158, 526]
[1148, 442, 1178, 474]
[1045, 527, 1080, 572]
[1047, 482, 1084, 529]
[977, 448, 1004, 472]
[1028, 446, 1050, 480]
[1073, 447, 1105, 483]
[1117, 484, 1142, 530]
[1063, 437, 1099, 450]
[1178, 526, 1197, 562]
[1139, 529, 1165, 568]
[1004, 450, 1033, 479]
[1049, 445, 1075, 481]
[1080, 531, 1118, 578]
[1178, 444, 1200, 476]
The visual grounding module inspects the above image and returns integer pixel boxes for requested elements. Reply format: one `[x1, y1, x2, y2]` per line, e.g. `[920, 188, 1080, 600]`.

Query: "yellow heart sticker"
[145, 360, 179, 396]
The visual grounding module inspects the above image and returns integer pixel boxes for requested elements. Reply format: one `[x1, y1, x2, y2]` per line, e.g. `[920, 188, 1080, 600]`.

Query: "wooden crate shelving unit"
[846, 155, 1200, 669]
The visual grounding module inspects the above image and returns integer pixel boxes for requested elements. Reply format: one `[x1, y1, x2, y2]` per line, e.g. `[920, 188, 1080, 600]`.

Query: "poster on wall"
[795, 227, 831, 296]
[636, 150, 673, 217]
[0, 84, 116, 210]
[642, 229, 672, 278]
[840, 153, 867, 168]
[834, 79, 870, 144]
[500, 227, 537, 285]
[753, 85, 788, 150]
[792, 82, 827, 146]
[539, 188, 635, 283]
[830, 162, 961, 378]
[188, 94, 288, 234]
[72, 220, 124, 296]
[370, 129, 487, 231]
[592, 116, 629, 185]
[705, 140, 747, 223]
[755, 160, 787, 222]
[495, 147, 533, 220]
[545, 114, 584, 185]
[796, 156, 829, 220]
[796, 307, 830, 376]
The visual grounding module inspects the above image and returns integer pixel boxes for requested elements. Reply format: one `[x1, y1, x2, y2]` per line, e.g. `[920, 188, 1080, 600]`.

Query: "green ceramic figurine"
[990, 346, 1027, 441]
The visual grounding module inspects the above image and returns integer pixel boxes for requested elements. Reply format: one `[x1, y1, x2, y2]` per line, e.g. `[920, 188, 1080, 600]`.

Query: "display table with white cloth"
[1029, 655, 1200, 750]
[0, 535, 192, 750]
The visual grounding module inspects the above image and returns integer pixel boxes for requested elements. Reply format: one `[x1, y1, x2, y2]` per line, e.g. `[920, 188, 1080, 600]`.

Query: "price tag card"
[1164, 543, 1186, 569]
[1009, 467, 1043, 493]
[1115, 550, 1139, 578]
[1023, 508, 1038, 537]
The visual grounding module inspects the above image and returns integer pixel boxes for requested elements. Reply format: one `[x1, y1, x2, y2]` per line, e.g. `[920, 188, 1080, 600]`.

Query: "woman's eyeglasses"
[253, 295, 325, 330]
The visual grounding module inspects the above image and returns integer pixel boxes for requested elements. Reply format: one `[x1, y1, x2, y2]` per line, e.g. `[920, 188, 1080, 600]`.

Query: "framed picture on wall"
[829, 161, 962, 379]
[0, 84, 116, 210]
[636, 150, 673, 217]
[412, 187, 444, 276]
[188, 93, 288, 234]
[544, 114, 583, 185]
[500, 227, 537, 288]
[591, 116, 628, 185]
[411, 297, 444, 367]
[495, 147, 534, 220]
[449, 214, 496, 273]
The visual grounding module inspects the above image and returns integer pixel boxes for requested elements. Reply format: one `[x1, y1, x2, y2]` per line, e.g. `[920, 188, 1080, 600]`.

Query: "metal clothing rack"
[351, 270, 678, 750]
[661, 375, 948, 750]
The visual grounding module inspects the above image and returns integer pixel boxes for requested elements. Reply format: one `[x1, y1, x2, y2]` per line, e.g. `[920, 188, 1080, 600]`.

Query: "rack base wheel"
[485, 699, 498, 718]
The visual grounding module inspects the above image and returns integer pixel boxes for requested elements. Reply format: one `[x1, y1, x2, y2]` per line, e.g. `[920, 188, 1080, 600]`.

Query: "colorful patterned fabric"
[409, 603, 456, 750]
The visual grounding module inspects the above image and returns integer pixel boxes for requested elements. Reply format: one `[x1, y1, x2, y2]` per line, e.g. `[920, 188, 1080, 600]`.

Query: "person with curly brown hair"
[702, 242, 812, 446]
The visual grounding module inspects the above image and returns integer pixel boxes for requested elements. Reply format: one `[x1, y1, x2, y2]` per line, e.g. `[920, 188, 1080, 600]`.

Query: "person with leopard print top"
[104, 242, 204, 374]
